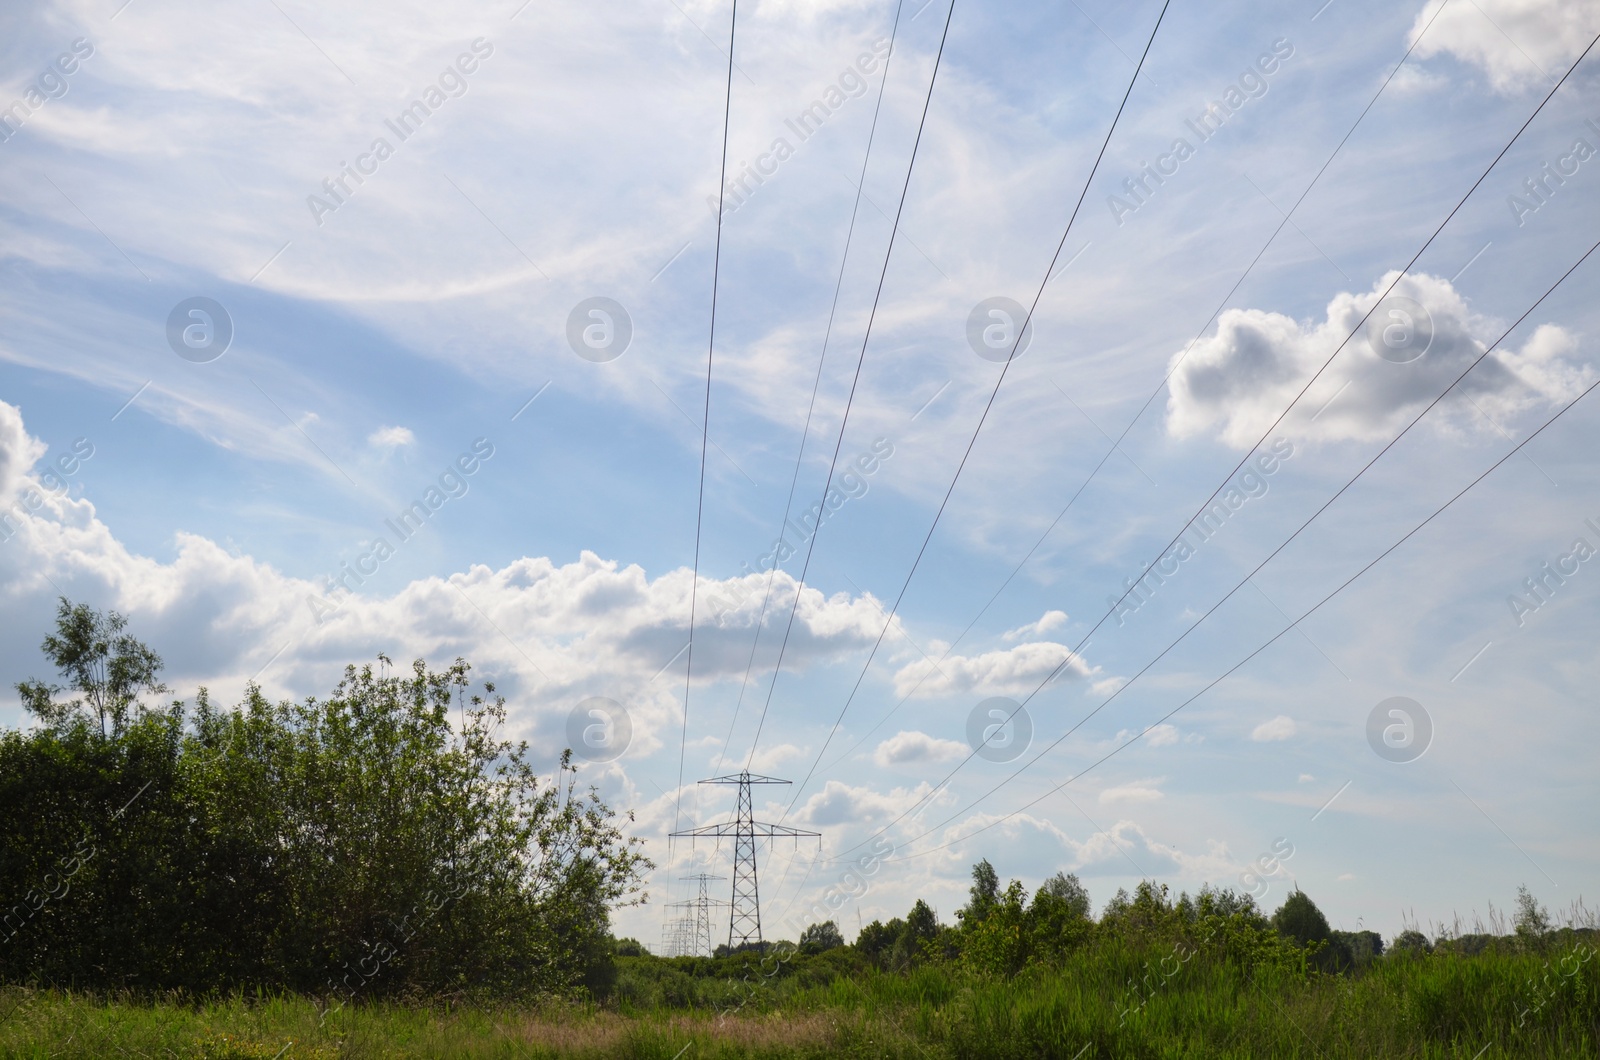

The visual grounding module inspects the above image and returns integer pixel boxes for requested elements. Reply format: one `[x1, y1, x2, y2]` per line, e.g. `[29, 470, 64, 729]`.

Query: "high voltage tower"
[671, 873, 727, 958]
[671, 772, 819, 950]
[658, 915, 695, 958]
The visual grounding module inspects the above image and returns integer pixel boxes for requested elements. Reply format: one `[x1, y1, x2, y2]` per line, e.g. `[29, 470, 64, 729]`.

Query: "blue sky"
[1, 0, 1597, 948]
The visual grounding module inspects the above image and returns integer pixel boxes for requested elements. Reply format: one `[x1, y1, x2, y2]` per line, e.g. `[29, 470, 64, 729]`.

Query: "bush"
[1, 601, 650, 1002]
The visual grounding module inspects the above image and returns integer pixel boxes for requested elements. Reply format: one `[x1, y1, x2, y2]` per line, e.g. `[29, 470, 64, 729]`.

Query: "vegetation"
[3, 603, 1597, 1057]
[1, 599, 649, 1005]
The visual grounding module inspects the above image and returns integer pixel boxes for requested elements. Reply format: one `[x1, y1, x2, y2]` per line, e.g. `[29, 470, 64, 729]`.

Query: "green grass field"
[4, 941, 1596, 1059]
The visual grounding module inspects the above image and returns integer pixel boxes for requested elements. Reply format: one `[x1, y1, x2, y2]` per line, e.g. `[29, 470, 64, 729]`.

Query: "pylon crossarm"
[672, 822, 819, 839]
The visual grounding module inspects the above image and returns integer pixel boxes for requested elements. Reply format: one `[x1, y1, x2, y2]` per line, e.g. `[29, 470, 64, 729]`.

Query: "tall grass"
[2, 936, 1595, 1058]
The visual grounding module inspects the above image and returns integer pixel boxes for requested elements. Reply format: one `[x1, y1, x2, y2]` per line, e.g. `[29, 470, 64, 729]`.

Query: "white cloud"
[792, 778, 937, 828]
[1111, 724, 1179, 748]
[0, 404, 892, 757]
[1299, 773, 1315, 783]
[0, 400, 48, 507]
[929, 813, 1239, 883]
[1002, 609, 1068, 641]
[1165, 272, 1591, 449]
[892, 640, 1095, 699]
[1252, 715, 1298, 742]
[872, 729, 967, 767]
[1098, 781, 1165, 805]
[367, 425, 415, 449]
[746, 741, 807, 772]
[1407, 0, 1597, 95]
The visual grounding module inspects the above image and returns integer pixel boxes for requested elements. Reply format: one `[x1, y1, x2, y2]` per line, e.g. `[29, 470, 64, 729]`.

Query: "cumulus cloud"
[0, 400, 893, 760]
[1165, 272, 1591, 449]
[1407, 0, 1598, 95]
[1002, 609, 1068, 641]
[928, 812, 1239, 883]
[367, 425, 416, 449]
[792, 778, 940, 827]
[892, 640, 1096, 699]
[0, 400, 47, 507]
[1252, 715, 1297, 741]
[746, 741, 807, 772]
[873, 729, 967, 767]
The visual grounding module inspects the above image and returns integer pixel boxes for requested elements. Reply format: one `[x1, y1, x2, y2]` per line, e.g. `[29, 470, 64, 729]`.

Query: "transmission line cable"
[778, 0, 1177, 817]
[741, 0, 960, 767]
[821, 27, 1599, 858]
[898, 346, 1600, 863]
[714, 0, 910, 775]
[804, 0, 1461, 783]
[885, 231, 1600, 859]
[668, 0, 741, 928]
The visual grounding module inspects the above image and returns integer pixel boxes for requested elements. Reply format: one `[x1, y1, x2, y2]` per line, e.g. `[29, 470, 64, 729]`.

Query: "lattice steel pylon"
[659, 915, 696, 957]
[677, 873, 727, 957]
[671, 772, 819, 950]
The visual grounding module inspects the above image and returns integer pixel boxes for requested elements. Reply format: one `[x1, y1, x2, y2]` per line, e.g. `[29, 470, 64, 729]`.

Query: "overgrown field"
[3, 937, 1596, 1059]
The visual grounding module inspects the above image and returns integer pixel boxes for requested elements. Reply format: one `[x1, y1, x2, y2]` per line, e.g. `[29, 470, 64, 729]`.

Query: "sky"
[1, 0, 1597, 951]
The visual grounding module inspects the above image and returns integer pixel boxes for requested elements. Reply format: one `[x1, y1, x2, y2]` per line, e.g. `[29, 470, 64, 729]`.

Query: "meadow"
[2, 921, 1596, 1058]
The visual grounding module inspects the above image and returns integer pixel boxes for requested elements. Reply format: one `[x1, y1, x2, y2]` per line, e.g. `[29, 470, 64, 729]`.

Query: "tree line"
[0, 600, 649, 1002]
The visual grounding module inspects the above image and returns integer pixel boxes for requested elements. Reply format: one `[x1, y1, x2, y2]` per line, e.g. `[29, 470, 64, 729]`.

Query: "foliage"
[1, 602, 650, 1003]
[1515, 884, 1553, 944]
[799, 920, 844, 954]
[1272, 888, 1351, 972]
[16, 597, 167, 736]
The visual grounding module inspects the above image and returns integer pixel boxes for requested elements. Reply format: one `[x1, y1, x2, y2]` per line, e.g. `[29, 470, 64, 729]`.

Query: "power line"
[821, 27, 1600, 860]
[780, 0, 1176, 819]
[714, 0, 910, 776]
[669, 0, 740, 938]
[800, 0, 1464, 783]
[896, 336, 1600, 864]
[887, 231, 1600, 859]
[742, 0, 959, 766]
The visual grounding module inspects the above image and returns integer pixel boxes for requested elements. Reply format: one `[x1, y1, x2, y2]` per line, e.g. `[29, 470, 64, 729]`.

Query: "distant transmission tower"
[659, 915, 696, 957]
[671, 772, 819, 950]
[677, 873, 727, 957]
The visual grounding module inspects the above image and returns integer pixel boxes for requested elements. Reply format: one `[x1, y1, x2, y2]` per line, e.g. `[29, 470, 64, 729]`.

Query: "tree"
[800, 920, 844, 954]
[1331, 929, 1384, 967]
[958, 859, 1000, 925]
[905, 899, 940, 944]
[1, 626, 653, 999]
[1514, 885, 1552, 946]
[16, 598, 167, 736]
[1038, 872, 1091, 920]
[855, 917, 904, 966]
[1390, 929, 1432, 956]
[1272, 889, 1350, 972]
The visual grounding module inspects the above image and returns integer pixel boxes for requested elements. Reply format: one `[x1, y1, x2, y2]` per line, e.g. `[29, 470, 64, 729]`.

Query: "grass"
[3, 943, 1596, 1059]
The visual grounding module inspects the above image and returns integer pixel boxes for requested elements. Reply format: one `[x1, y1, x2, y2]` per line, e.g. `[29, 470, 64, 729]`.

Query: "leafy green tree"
[1029, 873, 1094, 964]
[1332, 929, 1384, 967]
[1515, 884, 1552, 948]
[1390, 929, 1432, 956]
[16, 598, 167, 736]
[958, 859, 1000, 925]
[1, 604, 652, 1000]
[1101, 886, 1132, 922]
[854, 917, 904, 967]
[1038, 871, 1091, 920]
[800, 920, 844, 954]
[962, 878, 1030, 977]
[1272, 889, 1350, 972]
